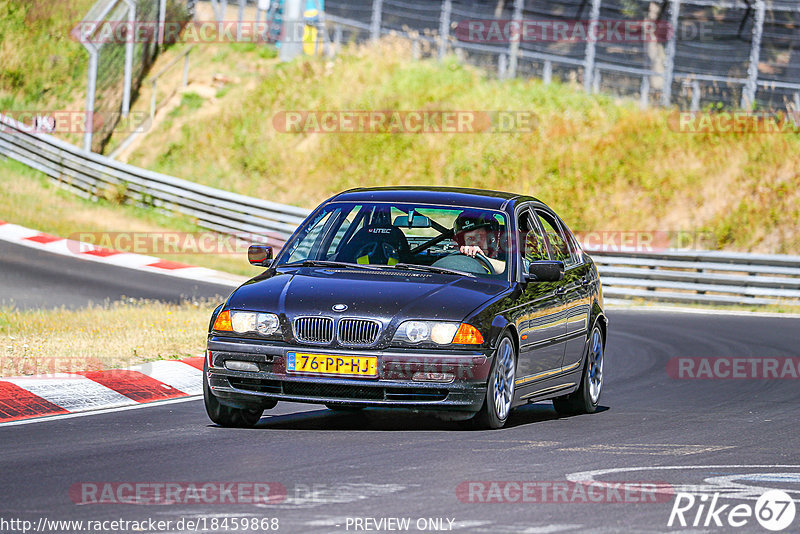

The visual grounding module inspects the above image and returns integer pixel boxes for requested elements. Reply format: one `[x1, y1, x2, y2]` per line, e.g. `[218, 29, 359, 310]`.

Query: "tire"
[470, 334, 516, 430]
[553, 324, 604, 417]
[203, 373, 264, 428]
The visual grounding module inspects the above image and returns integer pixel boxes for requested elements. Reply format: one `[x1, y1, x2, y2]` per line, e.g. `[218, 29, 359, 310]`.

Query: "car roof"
[329, 186, 543, 211]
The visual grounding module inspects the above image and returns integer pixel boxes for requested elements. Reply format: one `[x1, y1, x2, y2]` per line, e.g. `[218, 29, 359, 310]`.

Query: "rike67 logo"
[669, 490, 796, 531]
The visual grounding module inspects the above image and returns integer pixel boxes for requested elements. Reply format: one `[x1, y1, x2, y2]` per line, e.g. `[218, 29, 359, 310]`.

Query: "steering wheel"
[431, 252, 495, 275]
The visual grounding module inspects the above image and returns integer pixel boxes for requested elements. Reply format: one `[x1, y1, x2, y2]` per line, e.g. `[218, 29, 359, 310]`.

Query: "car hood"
[227, 267, 507, 323]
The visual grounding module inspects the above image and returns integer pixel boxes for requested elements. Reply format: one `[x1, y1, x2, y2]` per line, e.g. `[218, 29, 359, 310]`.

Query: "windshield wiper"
[393, 263, 475, 277]
[282, 260, 382, 271]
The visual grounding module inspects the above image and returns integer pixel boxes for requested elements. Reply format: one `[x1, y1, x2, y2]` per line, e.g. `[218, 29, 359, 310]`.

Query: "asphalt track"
[2, 244, 800, 533]
[0, 240, 232, 309]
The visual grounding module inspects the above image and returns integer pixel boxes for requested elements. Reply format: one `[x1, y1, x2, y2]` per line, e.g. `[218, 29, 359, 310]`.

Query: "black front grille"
[385, 388, 448, 401]
[228, 378, 450, 403]
[338, 319, 381, 346]
[228, 377, 281, 393]
[293, 316, 334, 344]
[283, 382, 384, 400]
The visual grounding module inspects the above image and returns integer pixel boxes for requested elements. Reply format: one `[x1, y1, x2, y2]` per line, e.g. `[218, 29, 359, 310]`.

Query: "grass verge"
[0, 0, 95, 111]
[0, 298, 213, 377]
[126, 37, 800, 254]
[0, 156, 255, 276]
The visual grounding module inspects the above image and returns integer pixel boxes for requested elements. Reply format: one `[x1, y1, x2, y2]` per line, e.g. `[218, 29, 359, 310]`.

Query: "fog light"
[412, 372, 455, 383]
[224, 360, 259, 372]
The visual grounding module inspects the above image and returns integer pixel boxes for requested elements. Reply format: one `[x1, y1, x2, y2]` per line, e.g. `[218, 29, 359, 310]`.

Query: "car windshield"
[276, 202, 509, 278]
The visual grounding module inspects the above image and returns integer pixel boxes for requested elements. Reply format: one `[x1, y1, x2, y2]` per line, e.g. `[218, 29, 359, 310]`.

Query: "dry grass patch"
[123, 37, 800, 253]
[0, 298, 217, 377]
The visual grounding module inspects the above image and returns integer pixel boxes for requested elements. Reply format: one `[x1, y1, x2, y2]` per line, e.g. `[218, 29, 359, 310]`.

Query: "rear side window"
[535, 210, 578, 268]
[555, 213, 584, 265]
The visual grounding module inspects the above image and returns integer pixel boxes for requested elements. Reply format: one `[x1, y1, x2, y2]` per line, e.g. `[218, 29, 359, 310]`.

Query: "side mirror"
[525, 260, 564, 282]
[248, 245, 273, 267]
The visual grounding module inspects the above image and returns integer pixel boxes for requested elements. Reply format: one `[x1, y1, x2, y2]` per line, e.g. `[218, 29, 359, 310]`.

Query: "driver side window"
[518, 209, 548, 273]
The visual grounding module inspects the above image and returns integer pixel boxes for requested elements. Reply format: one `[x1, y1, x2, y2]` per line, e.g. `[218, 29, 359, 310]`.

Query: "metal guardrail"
[593, 249, 800, 306]
[0, 113, 310, 250]
[1, 112, 799, 306]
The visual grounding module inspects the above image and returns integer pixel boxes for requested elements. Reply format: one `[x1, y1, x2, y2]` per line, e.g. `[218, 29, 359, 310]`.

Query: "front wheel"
[553, 324, 604, 416]
[203, 373, 264, 427]
[470, 334, 516, 429]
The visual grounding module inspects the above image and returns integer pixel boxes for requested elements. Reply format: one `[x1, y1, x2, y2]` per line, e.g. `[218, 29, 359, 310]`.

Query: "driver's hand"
[460, 245, 483, 257]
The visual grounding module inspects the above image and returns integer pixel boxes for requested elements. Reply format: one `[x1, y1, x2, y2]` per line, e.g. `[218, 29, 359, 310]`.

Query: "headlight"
[226, 311, 281, 336]
[393, 321, 460, 345]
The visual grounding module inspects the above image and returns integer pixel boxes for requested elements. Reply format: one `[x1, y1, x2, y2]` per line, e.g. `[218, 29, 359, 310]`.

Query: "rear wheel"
[203, 373, 265, 427]
[553, 325, 604, 416]
[470, 334, 516, 429]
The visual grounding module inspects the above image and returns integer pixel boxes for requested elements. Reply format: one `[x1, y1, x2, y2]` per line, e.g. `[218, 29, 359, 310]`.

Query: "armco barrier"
[1, 112, 798, 307]
[0, 113, 310, 250]
[593, 249, 800, 306]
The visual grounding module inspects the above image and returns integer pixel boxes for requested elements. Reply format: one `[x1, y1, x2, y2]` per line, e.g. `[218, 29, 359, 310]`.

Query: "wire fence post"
[498, 54, 507, 79]
[209, 0, 220, 21]
[543, 60, 552, 84]
[508, 0, 524, 78]
[210, 0, 227, 22]
[334, 24, 343, 54]
[280, 0, 304, 61]
[370, 0, 383, 42]
[83, 48, 98, 152]
[237, 0, 246, 42]
[690, 80, 700, 111]
[741, 0, 765, 109]
[582, 0, 601, 92]
[158, 0, 167, 48]
[639, 75, 650, 108]
[661, 0, 681, 106]
[122, 0, 136, 117]
[438, 0, 452, 60]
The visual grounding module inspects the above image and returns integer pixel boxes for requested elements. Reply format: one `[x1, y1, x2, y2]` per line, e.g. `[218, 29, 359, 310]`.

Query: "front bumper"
[206, 338, 491, 412]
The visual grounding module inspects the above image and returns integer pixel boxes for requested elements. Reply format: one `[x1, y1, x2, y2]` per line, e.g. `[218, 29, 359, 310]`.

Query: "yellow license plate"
[286, 352, 378, 377]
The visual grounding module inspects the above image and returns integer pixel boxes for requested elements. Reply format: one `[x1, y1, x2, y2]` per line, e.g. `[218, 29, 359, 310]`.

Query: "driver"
[453, 210, 506, 273]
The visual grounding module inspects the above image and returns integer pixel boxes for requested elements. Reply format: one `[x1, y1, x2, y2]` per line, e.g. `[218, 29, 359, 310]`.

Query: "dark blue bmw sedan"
[204, 187, 607, 429]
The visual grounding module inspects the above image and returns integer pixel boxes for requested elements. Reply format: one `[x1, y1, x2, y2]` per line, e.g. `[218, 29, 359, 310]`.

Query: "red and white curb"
[0, 220, 246, 287]
[0, 357, 205, 424]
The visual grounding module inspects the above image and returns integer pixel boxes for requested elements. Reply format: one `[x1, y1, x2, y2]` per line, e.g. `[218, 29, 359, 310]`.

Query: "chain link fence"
[318, 0, 799, 113]
[76, 0, 194, 153]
